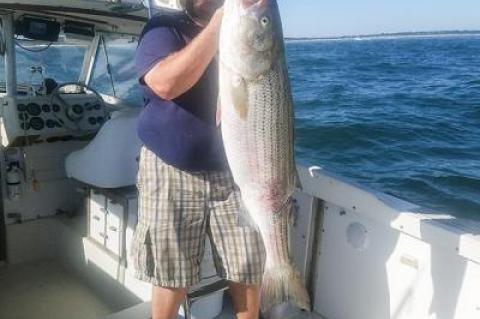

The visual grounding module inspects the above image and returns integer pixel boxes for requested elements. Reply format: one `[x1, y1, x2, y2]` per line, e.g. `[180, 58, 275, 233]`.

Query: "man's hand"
[144, 7, 224, 101]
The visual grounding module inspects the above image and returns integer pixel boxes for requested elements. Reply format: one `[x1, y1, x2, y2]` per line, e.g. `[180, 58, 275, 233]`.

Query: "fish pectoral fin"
[229, 74, 249, 119]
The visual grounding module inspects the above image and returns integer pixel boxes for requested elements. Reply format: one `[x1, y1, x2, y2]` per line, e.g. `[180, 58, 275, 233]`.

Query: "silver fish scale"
[240, 61, 295, 209]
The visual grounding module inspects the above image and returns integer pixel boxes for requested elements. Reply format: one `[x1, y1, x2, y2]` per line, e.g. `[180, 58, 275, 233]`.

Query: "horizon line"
[285, 29, 480, 40]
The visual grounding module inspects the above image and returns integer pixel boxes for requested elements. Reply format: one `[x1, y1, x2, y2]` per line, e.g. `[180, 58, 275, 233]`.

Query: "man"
[131, 1, 266, 319]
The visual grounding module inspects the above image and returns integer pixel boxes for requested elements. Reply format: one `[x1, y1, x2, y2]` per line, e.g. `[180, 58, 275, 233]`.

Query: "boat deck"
[0, 260, 116, 319]
[0, 258, 325, 319]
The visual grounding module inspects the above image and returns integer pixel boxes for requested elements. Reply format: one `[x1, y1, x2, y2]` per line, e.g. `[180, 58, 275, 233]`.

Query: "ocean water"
[286, 35, 480, 219]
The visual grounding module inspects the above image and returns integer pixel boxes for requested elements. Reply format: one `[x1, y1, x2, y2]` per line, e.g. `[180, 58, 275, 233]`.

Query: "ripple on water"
[288, 36, 480, 219]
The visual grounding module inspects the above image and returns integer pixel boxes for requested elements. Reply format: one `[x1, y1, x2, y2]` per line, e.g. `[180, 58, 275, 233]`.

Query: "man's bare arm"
[144, 9, 223, 101]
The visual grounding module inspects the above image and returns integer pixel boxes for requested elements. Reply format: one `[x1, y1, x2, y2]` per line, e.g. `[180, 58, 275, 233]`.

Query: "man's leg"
[131, 148, 208, 319]
[229, 282, 261, 319]
[151, 285, 187, 319]
[206, 171, 266, 319]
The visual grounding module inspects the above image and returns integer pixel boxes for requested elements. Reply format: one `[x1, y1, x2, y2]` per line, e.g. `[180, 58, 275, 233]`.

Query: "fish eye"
[260, 16, 270, 27]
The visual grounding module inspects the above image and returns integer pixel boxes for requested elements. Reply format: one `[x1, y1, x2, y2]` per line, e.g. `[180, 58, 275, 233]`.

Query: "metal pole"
[3, 13, 17, 100]
[183, 299, 192, 319]
[145, 0, 153, 19]
[79, 35, 101, 85]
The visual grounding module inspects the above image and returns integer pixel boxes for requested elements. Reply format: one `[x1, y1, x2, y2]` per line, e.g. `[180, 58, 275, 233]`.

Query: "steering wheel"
[50, 82, 107, 132]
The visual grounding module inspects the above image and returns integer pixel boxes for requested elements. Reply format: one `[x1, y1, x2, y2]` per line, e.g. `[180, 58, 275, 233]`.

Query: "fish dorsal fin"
[229, 73, 248, 119]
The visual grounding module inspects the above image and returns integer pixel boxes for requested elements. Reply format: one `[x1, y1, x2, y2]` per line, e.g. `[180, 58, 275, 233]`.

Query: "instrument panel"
[1, 94, 109, 147]
[16, 100, 106, 131]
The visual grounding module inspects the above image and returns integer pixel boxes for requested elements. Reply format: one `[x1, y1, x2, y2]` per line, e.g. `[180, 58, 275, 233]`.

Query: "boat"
[0, 1, 479, 318]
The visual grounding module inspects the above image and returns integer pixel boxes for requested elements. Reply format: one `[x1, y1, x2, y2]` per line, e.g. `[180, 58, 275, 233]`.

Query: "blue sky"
[278, 0, 480, 38]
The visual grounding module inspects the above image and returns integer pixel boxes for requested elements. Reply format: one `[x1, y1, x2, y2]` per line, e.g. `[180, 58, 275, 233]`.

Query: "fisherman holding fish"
[131, 0, 310, 318]
[131, 1, 266, 318]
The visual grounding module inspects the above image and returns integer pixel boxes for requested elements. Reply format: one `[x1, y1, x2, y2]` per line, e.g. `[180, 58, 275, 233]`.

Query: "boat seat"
[65, 108, 142, 188]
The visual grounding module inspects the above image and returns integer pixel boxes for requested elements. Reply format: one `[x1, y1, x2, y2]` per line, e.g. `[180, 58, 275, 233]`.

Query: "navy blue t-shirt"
[136, 12, 227, 171]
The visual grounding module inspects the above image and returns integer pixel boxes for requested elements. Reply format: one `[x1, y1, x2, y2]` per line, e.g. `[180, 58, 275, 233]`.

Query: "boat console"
[1, 92, 109, 147]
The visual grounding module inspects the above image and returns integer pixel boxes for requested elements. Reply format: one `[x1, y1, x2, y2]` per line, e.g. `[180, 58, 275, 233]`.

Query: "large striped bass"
[218, 0, 311, 313]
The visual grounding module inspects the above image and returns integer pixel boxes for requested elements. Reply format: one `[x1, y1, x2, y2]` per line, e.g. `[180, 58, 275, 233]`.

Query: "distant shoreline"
[285, 30, 480, 41]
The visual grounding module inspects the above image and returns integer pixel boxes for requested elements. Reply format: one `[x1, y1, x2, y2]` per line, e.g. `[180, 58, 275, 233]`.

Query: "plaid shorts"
[130, 146, 266, 288]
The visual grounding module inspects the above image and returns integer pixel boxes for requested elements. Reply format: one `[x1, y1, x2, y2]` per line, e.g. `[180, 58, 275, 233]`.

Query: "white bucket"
[182, 237, 224, 319]
[186, 291, 224, 319]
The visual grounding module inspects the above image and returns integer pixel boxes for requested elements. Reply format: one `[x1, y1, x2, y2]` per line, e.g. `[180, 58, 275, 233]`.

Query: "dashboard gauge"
[52, 104, 61, 112]
[46, 119, 56, 128]
[88, 117, 97, 125]
[41, 104, 51, 112]
[30, 117, 45, 130]
[27, 103, 41, 116]
[17, 104, 27, 112]
[72, 104, 84, 114]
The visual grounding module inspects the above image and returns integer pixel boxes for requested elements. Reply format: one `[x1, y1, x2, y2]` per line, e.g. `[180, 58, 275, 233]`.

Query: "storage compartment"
[89, 190, 107, 245]
[87, 188, 136, 258]
[90, 190, 106, 214]
[105, 198, 123, 256]
[90, 211, 106, 245]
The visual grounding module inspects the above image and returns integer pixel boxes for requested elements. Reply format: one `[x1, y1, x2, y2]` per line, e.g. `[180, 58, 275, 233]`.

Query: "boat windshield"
[90, 35, 142, 105]
[4, 36, 89, 94]
[0, 33, 142, 105]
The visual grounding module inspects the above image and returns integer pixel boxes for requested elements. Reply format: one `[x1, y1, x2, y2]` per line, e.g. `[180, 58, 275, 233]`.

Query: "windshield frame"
[86, 32, 141, 107]
[79, 35, 101, 86]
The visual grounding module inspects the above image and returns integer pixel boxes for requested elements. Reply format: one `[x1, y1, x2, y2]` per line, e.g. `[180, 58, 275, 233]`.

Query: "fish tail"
[261, 264, 311, 313]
